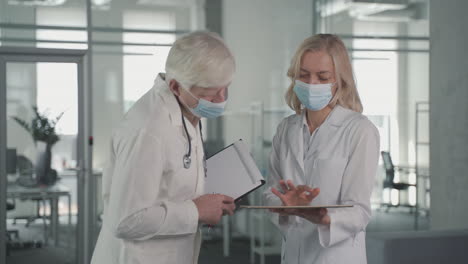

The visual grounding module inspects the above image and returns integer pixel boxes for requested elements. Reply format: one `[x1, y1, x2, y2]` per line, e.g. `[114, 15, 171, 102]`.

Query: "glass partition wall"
[313, 0, 430, 227]
[0, 0, 202, 263]
[1, 0, 432, 263]
[0, 49, 86, 263]
[217, 1, 431, 262]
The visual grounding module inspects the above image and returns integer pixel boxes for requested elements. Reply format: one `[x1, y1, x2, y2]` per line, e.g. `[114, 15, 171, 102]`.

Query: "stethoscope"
[180, 109, 207, 177]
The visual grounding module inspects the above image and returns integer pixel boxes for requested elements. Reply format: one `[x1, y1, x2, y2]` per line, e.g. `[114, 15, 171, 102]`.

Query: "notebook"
[205, 139, 265, 202]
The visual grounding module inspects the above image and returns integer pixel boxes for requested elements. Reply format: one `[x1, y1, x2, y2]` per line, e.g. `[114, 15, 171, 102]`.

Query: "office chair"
[11, 155, 43, 227]
[6, 150, 43, 253]
[6, 201, 19, 256]
[381, 151, 416, 212]
[6, 200, 42, 254]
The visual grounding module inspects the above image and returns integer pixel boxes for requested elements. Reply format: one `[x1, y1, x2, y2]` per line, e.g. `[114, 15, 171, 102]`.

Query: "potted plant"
[12, 106, 64, 186]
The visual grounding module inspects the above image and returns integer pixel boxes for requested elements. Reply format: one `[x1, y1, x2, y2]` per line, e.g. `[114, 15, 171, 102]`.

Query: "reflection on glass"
[5, 61, 78, 262]
[122, 10, 176, 112]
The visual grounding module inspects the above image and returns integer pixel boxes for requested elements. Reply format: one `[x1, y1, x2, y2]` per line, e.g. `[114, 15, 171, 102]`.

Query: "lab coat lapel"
[285, 107, 348, 184]
[286, 115, 305, 177]
[314, 106, 349, 153]
[156, 76, 205, 196]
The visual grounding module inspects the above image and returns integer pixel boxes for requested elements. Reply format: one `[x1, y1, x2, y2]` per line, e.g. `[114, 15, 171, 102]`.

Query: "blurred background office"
[0, 0, 467, 263]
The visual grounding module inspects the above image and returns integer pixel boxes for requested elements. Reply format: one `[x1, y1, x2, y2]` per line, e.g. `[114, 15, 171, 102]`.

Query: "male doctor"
[91, 31, 236, 264]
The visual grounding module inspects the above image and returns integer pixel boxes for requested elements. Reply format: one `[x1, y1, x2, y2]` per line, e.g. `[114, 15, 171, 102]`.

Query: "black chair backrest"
[17, 155, 34, 176]
[6, 201, 15, 211]
[381, 151, 395, 172]
[6, 148, 17, 174]
[381, 151, 395, 184]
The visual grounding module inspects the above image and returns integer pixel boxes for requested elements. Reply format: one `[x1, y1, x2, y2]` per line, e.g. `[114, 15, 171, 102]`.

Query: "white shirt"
[263, 105, 380, 264]
[91, 73, 205, 264]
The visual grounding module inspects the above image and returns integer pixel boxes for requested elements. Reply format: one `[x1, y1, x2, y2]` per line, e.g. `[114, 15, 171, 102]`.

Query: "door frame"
[0, 47, 94, 264]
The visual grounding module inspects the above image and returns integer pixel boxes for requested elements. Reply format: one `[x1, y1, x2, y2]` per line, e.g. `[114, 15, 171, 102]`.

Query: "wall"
[430, 0, 468, 230]
[91, 3, 125, 168]
[221, 0, 313, 245]
[222, 0, 312, 155]
[405, 20, 430, 167]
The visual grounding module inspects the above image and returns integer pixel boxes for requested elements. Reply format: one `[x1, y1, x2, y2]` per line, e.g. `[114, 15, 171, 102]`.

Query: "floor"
[5, 207, 429, 264]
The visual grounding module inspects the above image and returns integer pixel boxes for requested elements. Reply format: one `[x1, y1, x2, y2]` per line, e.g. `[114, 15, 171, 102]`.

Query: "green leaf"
[11, 106, 64, 146]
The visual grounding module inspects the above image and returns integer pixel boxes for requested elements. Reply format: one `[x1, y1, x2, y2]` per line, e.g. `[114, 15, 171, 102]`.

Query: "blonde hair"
[285, 34, 363, 114]
[165, 31, 235, 89]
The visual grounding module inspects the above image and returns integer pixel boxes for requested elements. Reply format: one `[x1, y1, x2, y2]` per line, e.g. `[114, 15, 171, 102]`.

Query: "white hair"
[165, 31, 236, 89]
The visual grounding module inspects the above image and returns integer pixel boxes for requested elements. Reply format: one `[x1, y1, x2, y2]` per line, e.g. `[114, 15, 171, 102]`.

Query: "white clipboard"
[205, 139, 265, 201]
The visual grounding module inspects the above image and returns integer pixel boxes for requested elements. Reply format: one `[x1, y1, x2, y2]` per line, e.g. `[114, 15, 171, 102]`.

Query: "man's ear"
[169, 79, 181, 96]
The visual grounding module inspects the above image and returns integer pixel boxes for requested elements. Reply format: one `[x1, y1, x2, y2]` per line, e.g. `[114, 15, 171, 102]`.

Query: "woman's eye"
[319, 78, 329, 82]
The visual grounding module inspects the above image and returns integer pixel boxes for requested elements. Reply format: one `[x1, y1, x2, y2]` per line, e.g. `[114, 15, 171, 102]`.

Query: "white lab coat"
[91, 73, 205, 264]
[263, 105, 380, 264]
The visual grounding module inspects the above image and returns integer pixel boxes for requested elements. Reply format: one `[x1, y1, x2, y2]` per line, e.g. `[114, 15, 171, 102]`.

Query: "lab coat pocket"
[169, 166, 197, 200]
[165, 153, 197, 200]
[314, 157, 347, 202]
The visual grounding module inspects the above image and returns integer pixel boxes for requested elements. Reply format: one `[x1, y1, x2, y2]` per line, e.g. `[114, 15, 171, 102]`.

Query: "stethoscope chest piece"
[183, 154, 191, 169]
[179, 101, 204, 171]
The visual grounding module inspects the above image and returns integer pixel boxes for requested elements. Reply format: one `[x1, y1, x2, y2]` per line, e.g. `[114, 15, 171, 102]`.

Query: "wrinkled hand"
[193, 194, 235, 226]
[270, 180, 330, 225]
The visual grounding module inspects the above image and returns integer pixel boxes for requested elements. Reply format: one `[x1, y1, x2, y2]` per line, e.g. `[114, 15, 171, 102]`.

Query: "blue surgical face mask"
[293, 80, 334, 111]
[184, 88, 227, 118]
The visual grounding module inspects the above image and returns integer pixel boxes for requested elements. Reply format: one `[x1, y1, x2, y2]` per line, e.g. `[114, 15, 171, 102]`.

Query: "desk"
[6, 183, 72, 249]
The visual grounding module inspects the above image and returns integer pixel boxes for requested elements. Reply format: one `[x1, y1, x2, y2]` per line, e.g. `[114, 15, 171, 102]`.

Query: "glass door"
[0, 47, 92, 264]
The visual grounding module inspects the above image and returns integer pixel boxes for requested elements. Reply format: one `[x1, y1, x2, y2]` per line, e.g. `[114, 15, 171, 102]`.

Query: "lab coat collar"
[288, 105, 353, 177]
[153, 73, 184, 127]
[297, 105, 350, 128]
[326, 105, 353, 127]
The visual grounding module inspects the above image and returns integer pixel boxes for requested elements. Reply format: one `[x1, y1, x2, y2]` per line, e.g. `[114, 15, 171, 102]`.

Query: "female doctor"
[91, 31, 236, 264]
[263, 34, 380, 264]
